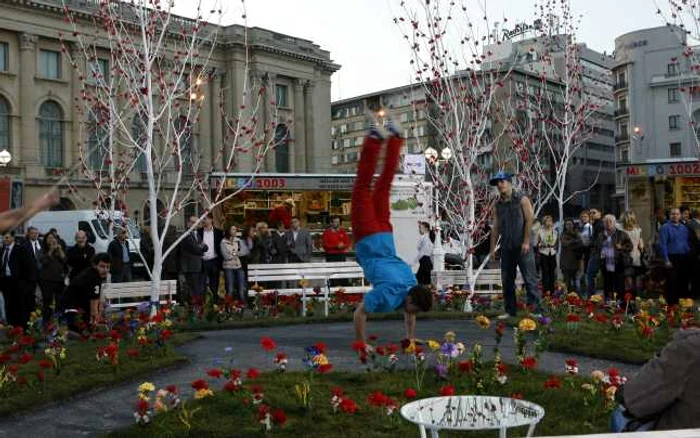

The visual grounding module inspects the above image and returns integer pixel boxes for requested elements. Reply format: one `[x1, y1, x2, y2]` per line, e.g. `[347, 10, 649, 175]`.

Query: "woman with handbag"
[621, 211, 644, 298]
[593, 214, 632, 303]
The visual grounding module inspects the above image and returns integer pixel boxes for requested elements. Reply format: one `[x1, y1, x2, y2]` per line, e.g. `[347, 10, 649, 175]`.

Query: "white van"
[28, 210, 143, 270]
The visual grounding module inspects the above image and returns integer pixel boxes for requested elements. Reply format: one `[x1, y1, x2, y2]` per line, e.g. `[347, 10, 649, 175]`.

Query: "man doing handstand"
[352, 121, 433, 343]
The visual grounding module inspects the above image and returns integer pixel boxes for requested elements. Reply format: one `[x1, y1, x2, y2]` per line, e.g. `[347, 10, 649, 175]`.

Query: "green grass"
[174, 310, 501, 333]
[107, 369, 611, 438]
[546, 321, 672, 364]
[0, 333, 199, 416]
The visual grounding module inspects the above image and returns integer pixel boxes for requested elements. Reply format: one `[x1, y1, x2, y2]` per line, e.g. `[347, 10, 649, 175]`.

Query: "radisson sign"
[502, 19, 543, 40]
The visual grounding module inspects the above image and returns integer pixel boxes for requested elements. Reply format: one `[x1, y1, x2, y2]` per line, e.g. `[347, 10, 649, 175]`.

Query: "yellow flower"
[679, 298, 694, 309]
[475, 315, 491, 330]
[194, 389, 214, 400]
[589, 295, 603, 304]
[518, 318, 537, 332]
[428, 340, 441, 351]
[444, 331, 456, 342]
[404, 340, 417, 354]
[312, 354, 329, 366]
[591, 370, 605, 382]
[139, 382, 155, 393]
[605, 385, 617, 400]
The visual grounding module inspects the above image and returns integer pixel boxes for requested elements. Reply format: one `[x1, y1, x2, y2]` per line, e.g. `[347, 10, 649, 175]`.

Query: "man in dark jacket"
[585, 208, 604, 297]
[107, 229, 132, 283]
[62, 253, 110, 332]
[197, 214, 224, 296]
[67, 230, 96, 279]
[181, 216, 205, 304]
[139, 224, 155, 273]
[0, 231, 38, 327]
[612, 329, 700, 431]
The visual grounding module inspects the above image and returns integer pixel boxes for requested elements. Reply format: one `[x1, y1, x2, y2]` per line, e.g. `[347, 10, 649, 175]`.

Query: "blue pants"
[0, 290, 5, 322]
[586, 255, 600, 298]
[610, 405, 655, 433]
[500, 248, 541, 316]
[224, 268, 247, 303]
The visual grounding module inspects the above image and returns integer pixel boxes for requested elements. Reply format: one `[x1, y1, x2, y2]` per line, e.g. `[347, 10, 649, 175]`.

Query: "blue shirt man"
[658, 208, 694, 305]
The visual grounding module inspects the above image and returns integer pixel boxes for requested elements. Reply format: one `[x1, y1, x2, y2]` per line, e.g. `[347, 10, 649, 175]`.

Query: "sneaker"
[385, 118, 403, 138]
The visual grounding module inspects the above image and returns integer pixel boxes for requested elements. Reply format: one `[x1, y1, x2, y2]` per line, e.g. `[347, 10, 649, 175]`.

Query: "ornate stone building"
[0, 0, 339, 223]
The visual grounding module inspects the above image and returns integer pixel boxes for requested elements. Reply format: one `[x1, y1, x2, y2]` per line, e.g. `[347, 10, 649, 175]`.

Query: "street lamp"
[0, 149, 11, 167]
[624, 126, 644, 211]
[424, 146, 453, 274]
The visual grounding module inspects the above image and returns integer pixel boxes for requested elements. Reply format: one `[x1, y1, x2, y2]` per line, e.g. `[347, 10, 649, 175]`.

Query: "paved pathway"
[0, 319, 643, 438]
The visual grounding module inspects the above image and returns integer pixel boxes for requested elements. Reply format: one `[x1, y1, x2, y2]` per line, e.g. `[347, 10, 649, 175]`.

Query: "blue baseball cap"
[489, 171, 513, 186]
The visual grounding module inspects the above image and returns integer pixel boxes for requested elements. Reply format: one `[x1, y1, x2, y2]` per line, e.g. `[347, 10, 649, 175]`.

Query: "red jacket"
[322, 227, 350, 254]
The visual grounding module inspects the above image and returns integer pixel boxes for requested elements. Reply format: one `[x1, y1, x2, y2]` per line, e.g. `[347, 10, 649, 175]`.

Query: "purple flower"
[538, 315, 552, 326]
[435, 363, 448, 379]
[440, 343, 458, 358]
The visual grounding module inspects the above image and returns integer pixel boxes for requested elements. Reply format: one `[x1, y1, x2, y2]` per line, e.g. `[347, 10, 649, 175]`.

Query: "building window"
[669, 115, 681, 130]
[0, 96, 9, 150]
[669, 87, 680, 103]
[400, 113, 409, 123]
[274, 123, 289, 173]
[339, 124, 347, 135]
[354, 136, 363, 147]
[39, 101, 63, 167]
[275, 84, 289, 108]
[668, 62, 679, 77]
[353, 121, 364, 131]
[39, 50, 61, 79]
[617, 97, 627, 111]
[331, 155, 339, 165]
[416, 125, 426, 137]
[87, 106, 108, 169]
[620, 147, 629, 163]
[87, 58, 108, 85]
[343, 138, 351, 149]
[670, 142, 682, 157]
[331, 140, 339, 150]
[516, 81, 525, 93]
[0, 43, 7, 72]
[131, 114, 147, 172]
[617, 71, 626, 85]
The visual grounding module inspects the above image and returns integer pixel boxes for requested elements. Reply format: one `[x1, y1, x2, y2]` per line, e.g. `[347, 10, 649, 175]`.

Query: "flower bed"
[109, 330, 626, 437]
[0, 306, 194, 415]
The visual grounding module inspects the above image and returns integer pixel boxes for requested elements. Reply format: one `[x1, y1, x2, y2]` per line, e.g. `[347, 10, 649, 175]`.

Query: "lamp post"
[424, 146, 452, 273]
[0, 149, 11, 167]
[625, 126, 644, 211]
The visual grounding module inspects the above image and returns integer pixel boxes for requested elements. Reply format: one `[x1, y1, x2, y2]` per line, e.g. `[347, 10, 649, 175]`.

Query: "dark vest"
[496, 192, 525, 251]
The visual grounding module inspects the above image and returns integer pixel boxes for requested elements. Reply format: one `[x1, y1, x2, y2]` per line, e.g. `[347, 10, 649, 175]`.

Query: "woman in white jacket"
[221, 225, 247, 303]
[414, 222, 435, 285]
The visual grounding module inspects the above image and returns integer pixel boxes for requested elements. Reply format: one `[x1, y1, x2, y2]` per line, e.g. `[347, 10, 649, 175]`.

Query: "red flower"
[36, 371, 45, 382]
[565, 359, 578, 368]
[624, 292, 633, 302]
[18, 353, 33, 364]
[159, 329, 174, 341]
[368, 390, 389, 407]
[271, 409, 287, 425]
[38, 359, 53, 369]
[166, 385, 178, 394]
[495, 322, 505, 336]
[439, 385, 456, 396]
[510, 392, 524, 400]
[191, 379, 209, 391]
[260, 337, 277, 351]
[135, 398, 149, 415]
[8, 326, 24, 337]
[275, 352, 288, 362]
[340, 397, 359, 414]
[126, 348, 140, 358]
[544, 376, 562, 389]
[368, 335, 378, 342]
[229, 369, 242, 380]
[566, 313, 581, 323]
[7, 364, 19, 374]
[318, 363, 333, 374]
[206, 368, 223, 378]
[404, 388, 417, 399]
[108, 330, 122, 342]
[314, 342, 327, 354]
[496, 362, 509, 375]
[351, 341, 366, 352]
[331, 386, 344, 397]
[247, 368, 261, 379]
[250, 385, 263, 394]
[458, 360, 474, 374]
[594, 313, 609, 324]
[375, 346, 386, 356]
[224, 380, 241, 392]
[0, 353, 10, 364]
[520, 356, 538, 370]
[18, 336, 35, 347]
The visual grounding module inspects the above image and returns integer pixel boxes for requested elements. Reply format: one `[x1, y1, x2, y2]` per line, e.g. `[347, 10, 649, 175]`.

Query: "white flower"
[497, 375, 508, 385]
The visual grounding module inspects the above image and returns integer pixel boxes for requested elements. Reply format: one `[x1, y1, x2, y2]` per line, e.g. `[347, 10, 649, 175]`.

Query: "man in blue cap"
[488, 171, 541, 318]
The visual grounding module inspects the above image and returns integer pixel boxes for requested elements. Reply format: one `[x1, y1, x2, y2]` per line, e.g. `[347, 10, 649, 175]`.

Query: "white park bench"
[103, 280, 178, 309]
[247, 261, 369, 317]
[433, 268, 525, 312]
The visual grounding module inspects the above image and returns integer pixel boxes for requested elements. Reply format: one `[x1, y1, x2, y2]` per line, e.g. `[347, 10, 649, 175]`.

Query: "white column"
[264, 72, 277, 173]
[304, 81, 315, 171]
[19, 33, 37, 168]
[293, 79, 306, 173]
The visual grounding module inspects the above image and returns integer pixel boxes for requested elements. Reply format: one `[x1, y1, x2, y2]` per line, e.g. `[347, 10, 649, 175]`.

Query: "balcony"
[614, 107, 629, 118]
[613, 81, 628, 92]
[615, 133, 630, 143]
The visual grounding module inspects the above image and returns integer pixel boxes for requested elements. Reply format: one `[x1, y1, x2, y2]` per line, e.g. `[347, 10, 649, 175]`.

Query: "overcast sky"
[177, 0, 666, 101]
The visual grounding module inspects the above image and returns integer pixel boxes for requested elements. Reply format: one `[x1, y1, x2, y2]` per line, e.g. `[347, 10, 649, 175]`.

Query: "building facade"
[0, 0, 338, 225]
[484, 34, 617, 214]
[613, 26, 700, 240]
